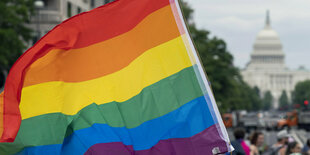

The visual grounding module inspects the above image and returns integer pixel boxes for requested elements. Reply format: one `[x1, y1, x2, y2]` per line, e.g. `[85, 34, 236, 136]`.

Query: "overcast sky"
[183, 0, 310, 70]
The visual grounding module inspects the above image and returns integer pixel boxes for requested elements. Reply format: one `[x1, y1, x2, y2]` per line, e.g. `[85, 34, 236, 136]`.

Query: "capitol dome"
[248, 10, 285, 69]
[256, 26, 279, 40]
[254, 26, 283, 53]
[241, 10, 310, 109]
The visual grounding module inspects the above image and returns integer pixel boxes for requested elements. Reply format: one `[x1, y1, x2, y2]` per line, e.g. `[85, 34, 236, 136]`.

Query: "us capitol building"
[241, 11, 310, 108]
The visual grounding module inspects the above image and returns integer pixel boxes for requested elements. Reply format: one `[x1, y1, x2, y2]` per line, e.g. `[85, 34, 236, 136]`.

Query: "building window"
[77, 7, 81, 14]
[67, 2, 72, 17]
[91, 0, 95, 8]
[104, 0, 113, 4]
[43, 0, 48, 7]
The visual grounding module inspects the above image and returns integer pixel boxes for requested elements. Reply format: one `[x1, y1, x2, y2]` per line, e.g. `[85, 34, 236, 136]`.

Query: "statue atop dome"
[266, 10, 270, 27]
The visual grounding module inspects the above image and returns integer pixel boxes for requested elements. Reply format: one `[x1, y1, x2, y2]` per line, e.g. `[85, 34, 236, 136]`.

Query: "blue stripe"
[18, 95, 216, 155]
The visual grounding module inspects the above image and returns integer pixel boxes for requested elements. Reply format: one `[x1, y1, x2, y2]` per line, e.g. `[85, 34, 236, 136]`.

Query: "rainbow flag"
[0, 0, 232, 154]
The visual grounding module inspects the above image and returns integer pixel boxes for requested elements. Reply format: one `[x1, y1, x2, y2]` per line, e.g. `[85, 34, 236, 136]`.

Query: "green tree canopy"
[262, 91, 273, 110]
[180, 1, 262, 112]
[279, 90, 289, 110]
[0, 0, 34, 72]
[292, 80, 310, 107]
[253, 86, 260, 97]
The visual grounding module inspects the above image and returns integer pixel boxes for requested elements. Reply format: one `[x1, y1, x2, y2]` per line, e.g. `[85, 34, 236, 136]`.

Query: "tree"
[180, 1, 262, 112]
[292, 80, 310, 107]
[279, 90, 289, 110]
[0, 0, 34, 73]
[253, 86, 261, 97]
[0, 69, 5, 88]
[262, 91, 273, 110]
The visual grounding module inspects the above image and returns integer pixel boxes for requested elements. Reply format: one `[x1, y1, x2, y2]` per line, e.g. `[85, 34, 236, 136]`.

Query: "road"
[227, 128, 310, 147]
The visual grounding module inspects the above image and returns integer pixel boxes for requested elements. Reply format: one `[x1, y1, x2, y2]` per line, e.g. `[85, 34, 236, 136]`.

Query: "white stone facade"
[241, 11, 310, 108]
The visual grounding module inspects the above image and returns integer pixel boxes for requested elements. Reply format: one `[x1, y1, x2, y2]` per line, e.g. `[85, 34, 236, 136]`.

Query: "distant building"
[28, 0, 113, 44]
[241, 11, 310, 108]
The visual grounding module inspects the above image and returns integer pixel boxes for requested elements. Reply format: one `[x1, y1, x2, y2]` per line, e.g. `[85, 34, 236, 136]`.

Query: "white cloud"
[213, 16, 261, 31]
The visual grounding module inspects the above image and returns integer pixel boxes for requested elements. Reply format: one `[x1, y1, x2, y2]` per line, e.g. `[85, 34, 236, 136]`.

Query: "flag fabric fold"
[0, 0, 232, 154]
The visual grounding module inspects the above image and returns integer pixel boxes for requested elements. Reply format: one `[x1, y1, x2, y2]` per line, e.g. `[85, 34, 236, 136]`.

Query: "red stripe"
[1, 0, 170, 142]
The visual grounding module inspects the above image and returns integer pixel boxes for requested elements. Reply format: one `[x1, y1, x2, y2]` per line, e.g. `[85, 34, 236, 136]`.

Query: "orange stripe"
[23, 5, 181, 87]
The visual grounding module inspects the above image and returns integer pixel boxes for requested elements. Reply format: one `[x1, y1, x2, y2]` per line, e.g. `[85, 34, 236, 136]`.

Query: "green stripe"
[0, 66, 202, 154]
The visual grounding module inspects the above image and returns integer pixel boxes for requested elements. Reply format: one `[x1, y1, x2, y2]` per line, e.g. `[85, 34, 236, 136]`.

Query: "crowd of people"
[229, 128, 310, 155]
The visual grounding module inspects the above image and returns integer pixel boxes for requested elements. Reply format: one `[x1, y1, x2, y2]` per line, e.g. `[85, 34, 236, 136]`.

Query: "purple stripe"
[84, 124, 229, 155]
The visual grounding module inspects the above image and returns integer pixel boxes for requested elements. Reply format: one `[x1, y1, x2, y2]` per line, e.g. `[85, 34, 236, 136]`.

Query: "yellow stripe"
[20, 35, 193, 120]
[181, 35, 197, 65]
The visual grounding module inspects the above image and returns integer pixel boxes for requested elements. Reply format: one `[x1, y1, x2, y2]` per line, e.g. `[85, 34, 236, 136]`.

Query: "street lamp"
[34, 0, 44, 43]
[34, 0, 44, 9]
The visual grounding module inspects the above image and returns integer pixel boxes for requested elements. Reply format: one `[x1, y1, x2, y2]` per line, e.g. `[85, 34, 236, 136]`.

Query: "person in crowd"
[231, 128, 250, 155]
[285, 142, 301, 155]
[250, 131, 264, 155]
[302, 139, 310, 155]
[266, 130, 290, 155]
